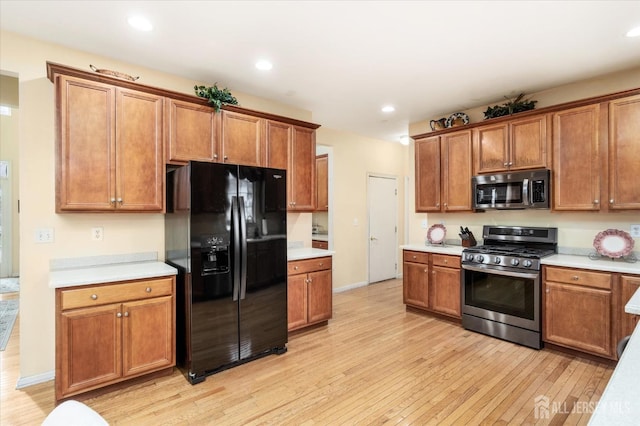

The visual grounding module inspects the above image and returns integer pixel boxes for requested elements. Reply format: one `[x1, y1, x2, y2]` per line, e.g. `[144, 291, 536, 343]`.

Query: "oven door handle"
[462, 263, 539, 280]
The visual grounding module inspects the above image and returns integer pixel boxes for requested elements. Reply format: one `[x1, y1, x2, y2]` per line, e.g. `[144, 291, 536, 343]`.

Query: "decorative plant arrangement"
[194, 84, 239, 112]
[483, 93, 537, 119]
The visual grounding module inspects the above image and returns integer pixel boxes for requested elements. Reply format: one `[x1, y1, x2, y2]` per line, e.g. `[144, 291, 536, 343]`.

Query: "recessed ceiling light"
[255, 60, 273, 71]
[381, 105, 395, 113]
[128, 15, 153, 32]
[627, 26, 640, 37]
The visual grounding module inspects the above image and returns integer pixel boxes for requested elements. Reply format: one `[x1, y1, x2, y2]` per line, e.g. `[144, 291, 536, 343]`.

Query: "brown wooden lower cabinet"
[543, 266, 614, 359]
[311, 239, 328, 250]
[620, 275, 640, 338]
[402, 250, 461, 319]
[287, 256, 332, 331]
[55, 276, 176, 401]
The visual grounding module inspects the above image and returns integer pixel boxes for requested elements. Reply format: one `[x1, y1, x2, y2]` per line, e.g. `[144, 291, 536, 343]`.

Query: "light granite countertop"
[400, 244, 465, 256]
[589, 289, 640, 425]
[542, 254, 640, 275]
[288, 248, 335, 261]
[49, 252, 177, 289]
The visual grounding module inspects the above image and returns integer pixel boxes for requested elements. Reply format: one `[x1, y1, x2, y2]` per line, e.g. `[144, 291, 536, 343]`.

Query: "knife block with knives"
[459, 227, 477, 247]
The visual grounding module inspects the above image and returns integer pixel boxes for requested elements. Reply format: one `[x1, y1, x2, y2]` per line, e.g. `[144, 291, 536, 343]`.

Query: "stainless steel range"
[461, 225, 557, 349]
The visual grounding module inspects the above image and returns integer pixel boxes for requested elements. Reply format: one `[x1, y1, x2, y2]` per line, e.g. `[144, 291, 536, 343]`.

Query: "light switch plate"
[630, 224, 640, 238]
[35, 228, 54, 243]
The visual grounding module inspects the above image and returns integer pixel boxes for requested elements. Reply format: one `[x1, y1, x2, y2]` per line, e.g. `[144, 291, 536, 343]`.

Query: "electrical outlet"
[421, 219, 428, 229]
[35, 228, 54, 243]
[630, 224, 640, 238]
[91, 227, 104, 241]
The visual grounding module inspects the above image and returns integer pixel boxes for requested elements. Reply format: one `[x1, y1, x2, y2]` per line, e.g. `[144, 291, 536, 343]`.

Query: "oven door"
[462, 263, 540, 331]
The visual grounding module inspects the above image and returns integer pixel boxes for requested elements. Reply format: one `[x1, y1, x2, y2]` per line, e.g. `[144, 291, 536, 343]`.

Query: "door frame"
[366, 173, 399, 284]
[0, 160, 12, 277]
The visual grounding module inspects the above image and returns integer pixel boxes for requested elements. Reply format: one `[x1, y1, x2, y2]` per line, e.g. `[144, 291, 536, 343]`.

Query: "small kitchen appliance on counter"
[461, 225, 558, 349]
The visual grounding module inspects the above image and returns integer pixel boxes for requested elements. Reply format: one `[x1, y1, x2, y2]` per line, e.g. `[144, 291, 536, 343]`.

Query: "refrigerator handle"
[231, 196, 240, 301]
[239, 196, 248, 300]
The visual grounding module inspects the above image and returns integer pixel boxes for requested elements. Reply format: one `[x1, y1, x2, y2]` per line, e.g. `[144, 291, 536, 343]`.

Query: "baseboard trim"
[16, 370, 55, 389]
[333, 281, 367, 293]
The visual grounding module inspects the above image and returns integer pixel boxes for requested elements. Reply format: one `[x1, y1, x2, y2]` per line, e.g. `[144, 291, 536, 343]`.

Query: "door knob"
[370, 237, 378, 241]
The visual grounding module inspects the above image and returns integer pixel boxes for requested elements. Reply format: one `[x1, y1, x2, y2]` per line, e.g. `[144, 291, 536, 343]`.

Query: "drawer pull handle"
[117, 312, 122, 318]
[146, 287, 152, 293]
[91, 294, 98, 300]
[572, 276, 579, 280]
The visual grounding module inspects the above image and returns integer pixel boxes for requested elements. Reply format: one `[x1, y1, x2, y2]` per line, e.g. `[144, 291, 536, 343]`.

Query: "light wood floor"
[1, 280, 615, 425]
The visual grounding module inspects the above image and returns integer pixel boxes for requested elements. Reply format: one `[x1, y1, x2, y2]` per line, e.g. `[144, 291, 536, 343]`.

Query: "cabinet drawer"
[60, 277, 174, 310]
[288, 257, 332, 275]
[403, 251, 429, 264]
[432, 254, 460, 268]
[545, 267, 611, 290]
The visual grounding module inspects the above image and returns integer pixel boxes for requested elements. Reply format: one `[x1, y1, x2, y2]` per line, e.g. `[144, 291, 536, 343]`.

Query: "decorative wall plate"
[445, 112, 469, 128]
[593, 229, 635, 258]
[427, 224, 447, 244]
[89, 65, 139, 81]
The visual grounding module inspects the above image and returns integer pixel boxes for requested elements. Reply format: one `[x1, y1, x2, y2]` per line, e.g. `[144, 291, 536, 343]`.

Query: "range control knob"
[465, 254, 475, 262]
[475, 255, 485, 263]
[494, 257, 501, 264]
[511, 258, 520, 266]
[523, 260, 533, 268]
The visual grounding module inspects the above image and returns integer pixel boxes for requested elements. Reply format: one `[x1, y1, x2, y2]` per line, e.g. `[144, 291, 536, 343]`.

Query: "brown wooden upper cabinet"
[265, 119, 291, 171]
[166, 98, 220, 164]
[55, 75, 164, 212]
[608, 94, 640, 210]
[288, 126, 317, 211]
[315, 154, 329, 211]
[221, 110, 263, 167]
[553, 94, 640, 212]
[415, 130, 472, 212]
[473, 113, 550, 174]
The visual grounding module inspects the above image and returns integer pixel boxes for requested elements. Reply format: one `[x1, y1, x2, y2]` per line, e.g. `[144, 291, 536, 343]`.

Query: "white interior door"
[368, 175, 397, 283]
[0, 161, 11, 278]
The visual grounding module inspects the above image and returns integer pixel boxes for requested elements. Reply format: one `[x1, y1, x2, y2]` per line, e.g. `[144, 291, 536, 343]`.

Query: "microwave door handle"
[522, 178, 530, 206]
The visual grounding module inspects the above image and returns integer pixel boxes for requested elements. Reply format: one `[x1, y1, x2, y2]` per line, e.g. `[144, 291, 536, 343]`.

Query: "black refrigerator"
[165, 161, 288, 384]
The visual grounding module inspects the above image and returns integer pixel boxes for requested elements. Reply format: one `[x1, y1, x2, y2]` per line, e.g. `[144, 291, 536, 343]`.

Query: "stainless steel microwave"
[472, 169, 550, 210]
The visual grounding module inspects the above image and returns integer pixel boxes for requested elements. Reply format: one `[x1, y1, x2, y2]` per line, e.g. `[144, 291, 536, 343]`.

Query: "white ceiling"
[1, 1, 640, 143]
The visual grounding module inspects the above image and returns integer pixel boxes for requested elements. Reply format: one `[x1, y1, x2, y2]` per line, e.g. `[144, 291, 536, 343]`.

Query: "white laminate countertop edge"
[311, 234, 329, 242]
[50, 261, 178, 289]
[542, 254, 640, 274]
[287, 248, 335, 261]
[625, 287, 640, 315]
[400, 244, 465, 256]
[588, 320, 640, 425]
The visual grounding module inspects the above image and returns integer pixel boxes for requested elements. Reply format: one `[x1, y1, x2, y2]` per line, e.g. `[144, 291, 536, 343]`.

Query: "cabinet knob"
[424, 268, 428, 273]
[91, 294, 98, 300]
[508, 162, 513, 166]
[436, 203, 440, 207]
[110, 198, 116, 204]
[594, 199, 599, 204]
[124, 311, 129, 317]
[117, 312, 122, 318]
[546, 289, 549, 293]
[116, 198, 123, 203]
[610, 199, 614, 204]
[146, 287, 152, 293]
[572, 275, 579, 280]
[294, 266, 299, 270]
[213, 154, 218, 159]
[319, 263, 323, 267]
[504, 162, 508, 167]
[224, 155, 228, 161]
[444, 259, 448, 263]
[412, 255, 417, 259]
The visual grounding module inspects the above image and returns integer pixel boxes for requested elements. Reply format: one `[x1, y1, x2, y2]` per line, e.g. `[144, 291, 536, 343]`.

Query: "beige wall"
[316, 128, 407, 290]
[407, 67, 640, 250]
[0, 30, 316, 382]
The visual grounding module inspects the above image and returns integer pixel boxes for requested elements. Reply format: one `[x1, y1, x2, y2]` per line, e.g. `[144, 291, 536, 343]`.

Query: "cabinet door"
[115, 88, 164, 211]
[509, 114, 549, 171]
[403, 261, 429, 309]
[265, 120, 290, 170]
[166, 98, 219, 163]
[442, 130, 472, 212]
[221, 110, 263, 166]
[122, 296, 174, 377]
[58, 304, 122, 397]
[473, 123, 508, 174]
[289, 126, 316, 211]
[56, 75, 116, 212]
[552, 105, 601, 211]
[544, 281, 613, 357]
[287, 274, 308, 331]
[316, 154, 329, 211]
[620, 275, 640, 337]
[307, 269, 332, 324]
[414, 136, 441, 212]
[430, 266, 461, 318]
[609, 95, 640, 210]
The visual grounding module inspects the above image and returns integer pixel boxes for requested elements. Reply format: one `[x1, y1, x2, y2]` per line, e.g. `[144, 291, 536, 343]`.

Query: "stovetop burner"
[462, 225, 558, 271]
